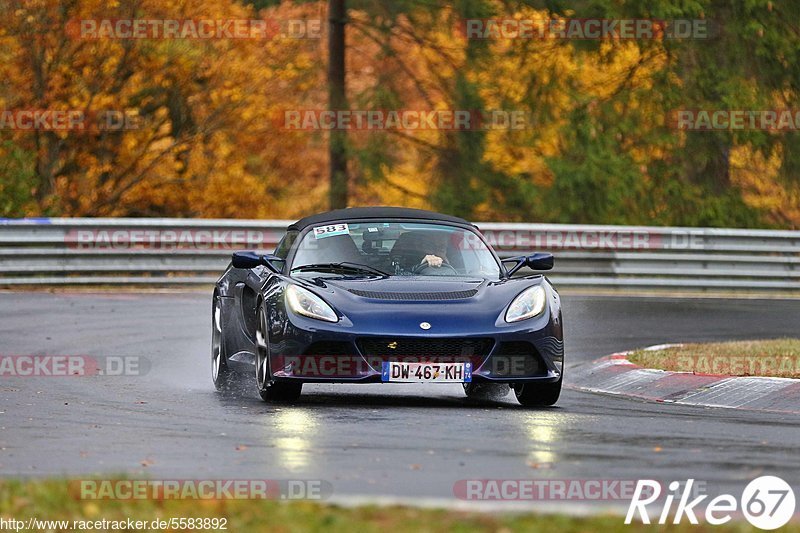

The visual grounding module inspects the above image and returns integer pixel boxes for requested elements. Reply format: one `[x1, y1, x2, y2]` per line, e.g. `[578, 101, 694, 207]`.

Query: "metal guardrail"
[1, 218, 798, 291]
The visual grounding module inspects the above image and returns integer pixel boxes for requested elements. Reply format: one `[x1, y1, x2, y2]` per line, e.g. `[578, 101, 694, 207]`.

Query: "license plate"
[381, 362, 472, 383]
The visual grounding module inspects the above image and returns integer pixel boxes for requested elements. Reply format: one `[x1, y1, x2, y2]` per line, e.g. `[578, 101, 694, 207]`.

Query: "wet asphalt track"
[1, 291, 799, 506]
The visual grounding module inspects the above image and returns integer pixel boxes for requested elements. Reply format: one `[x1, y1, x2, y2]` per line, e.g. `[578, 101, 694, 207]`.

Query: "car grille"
[348, 289, 478, 301]
[357, 337, 494, 359]
[303, 341, 356, 356]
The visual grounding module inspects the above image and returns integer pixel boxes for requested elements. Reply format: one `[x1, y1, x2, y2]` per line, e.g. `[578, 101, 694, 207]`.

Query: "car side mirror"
[526, 252, 554, 271]
[503, 252, 554, 276]
[232, 251, 283, 273]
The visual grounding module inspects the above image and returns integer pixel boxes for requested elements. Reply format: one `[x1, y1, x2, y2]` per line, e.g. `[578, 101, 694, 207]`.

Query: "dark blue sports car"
[212, 207, 564, 406]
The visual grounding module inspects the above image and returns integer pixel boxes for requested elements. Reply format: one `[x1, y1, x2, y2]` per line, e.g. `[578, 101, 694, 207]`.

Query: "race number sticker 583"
[313, 223, 349, 239]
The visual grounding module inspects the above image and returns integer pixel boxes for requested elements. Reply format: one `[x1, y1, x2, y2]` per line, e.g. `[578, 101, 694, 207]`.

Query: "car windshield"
[290, 221, 501, 279]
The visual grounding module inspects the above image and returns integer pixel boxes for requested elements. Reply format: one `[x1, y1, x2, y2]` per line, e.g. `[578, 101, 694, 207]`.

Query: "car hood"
[290, 274, 549, 333]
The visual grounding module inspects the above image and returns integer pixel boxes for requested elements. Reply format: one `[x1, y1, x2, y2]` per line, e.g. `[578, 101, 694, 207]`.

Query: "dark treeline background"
[1, 0, 798, 227]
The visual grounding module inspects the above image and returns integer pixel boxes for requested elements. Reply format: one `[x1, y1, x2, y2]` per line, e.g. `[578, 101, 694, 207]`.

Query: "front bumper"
[267, 309, 564, 384]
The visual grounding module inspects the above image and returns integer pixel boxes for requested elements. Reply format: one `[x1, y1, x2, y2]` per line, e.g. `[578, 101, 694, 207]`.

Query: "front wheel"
[255, 305, 302, 402]
[513, 377, 562, 407]
[212, 295, 233, 390]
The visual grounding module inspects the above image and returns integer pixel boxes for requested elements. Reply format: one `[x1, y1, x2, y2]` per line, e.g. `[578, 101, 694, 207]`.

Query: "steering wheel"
[412, 261, 459, 276]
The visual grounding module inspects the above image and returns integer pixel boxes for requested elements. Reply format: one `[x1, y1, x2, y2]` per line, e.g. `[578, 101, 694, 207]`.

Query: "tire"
[212, 294, 234, 390]
[463, 382, 510, 401]
[255, 305, 302, 402]
[513, 377, 562, 407]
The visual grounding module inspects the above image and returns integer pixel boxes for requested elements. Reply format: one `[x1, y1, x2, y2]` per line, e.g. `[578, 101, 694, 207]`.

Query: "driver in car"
[419, 235, 448, 268]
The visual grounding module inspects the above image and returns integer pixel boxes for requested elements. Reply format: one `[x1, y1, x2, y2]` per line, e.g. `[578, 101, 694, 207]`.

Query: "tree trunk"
[328, 0, 348, 210]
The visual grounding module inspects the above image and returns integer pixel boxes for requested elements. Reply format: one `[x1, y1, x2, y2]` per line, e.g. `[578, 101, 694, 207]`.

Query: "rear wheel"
[513, 377, 562, 407]
[212, 295, 233, 390]
[463, 382, 510, 401]
[255, 305, 302, 402]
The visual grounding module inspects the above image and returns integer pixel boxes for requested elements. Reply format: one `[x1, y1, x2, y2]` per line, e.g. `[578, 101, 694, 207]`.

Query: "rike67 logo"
[626, 476, 796, 530]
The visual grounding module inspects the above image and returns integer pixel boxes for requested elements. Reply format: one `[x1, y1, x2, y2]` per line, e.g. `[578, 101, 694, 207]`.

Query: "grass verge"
[628, 339, 800, 378]
[0, 479, 793, 532]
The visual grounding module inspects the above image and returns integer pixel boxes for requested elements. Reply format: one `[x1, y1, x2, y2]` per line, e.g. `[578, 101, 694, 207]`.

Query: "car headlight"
[285, 284, 339, 323]
[505, 285, 547, 323]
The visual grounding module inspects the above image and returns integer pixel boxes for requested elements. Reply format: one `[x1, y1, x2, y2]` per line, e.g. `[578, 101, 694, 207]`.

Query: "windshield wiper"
[291, 262, 389, 276]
